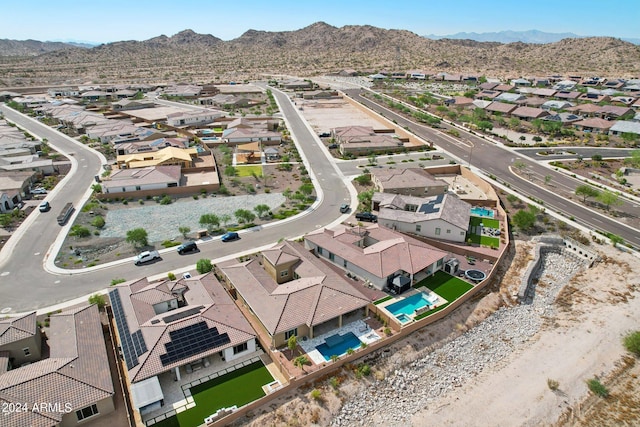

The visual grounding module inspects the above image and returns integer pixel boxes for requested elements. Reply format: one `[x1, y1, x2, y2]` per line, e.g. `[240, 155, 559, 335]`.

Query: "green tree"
[513, 160, 527, 174]
[196, 258, 213, 274]
[254, 204, 270, 219]
[476, 121, 493, 131]
[91, 183, 102, 193]
[178, 226, 191, 238]
[88, 294, 106, 309]
[69, 225, 91, 238]
[224, 165, 237, 176]
[509, 117, 521, 130]
[575, 185, 600, 203]
[199, 213, 220, 232]
[287, 335, 298, 357]
[624, 149, 640, 168]
[597, 189, 622, 210]
[126, 228, 148, 248]
[357, 189, 374, 210]
[220, 214, 232, 228]
[234, 209, 255, 224]
[620, 132, 638, 144]
[293, 355, 309, 373]
[354, 174, 372, 185]
[512, 209, 536, 231]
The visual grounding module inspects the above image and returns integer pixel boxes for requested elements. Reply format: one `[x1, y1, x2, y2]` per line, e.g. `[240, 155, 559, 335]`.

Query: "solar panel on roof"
[159, 321, 231, 366]
[162, 306, 203, 323]
[110, 289, 143, 370]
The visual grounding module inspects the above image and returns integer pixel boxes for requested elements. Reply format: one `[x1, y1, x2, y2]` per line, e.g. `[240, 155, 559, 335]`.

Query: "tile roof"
[218, 241, 371, 336]
[0, 305, 114, 427]
[109, 273, 256, 383]
[486, 102, 517, 114]
[0, 312, 37, 346]
[305, 224, 448, 280]
[574, 118, 614, 129]
[102, 165, 181, 190]
[371, 168, 447, 191]
[374, 192, 471, 231]
[512, 106, 549, 119]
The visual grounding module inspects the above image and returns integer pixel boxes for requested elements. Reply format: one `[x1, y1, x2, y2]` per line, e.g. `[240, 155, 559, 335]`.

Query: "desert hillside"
[0, 22, 639, 87]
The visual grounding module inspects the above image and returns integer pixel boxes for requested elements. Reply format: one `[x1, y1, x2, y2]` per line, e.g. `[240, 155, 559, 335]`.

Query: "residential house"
[109, 273, 257, 416]
[521, 97, 548, 108]
[511, 106, 550, 121]
[114, 137, 189, 156]
[573, 118, 614, 134]
[331, 125, 407, 155]
[406, 70, 428, 80]
[610, 121, 640, 137]
[282, 79, 313, 90]
[373, 192, 471, 243]
[493, 84, 515, 92]
[302, 90, 340, 100]
[553, 80, 578, 91]
[338, 69, 358, 77]
[541, 100, 574, 110]
[214, 84, 263, 95]
[222, 127, 282, 145]
[0, 305, 115, 427]
[80, 90, 109, 102]
[597, 105, 634, 120]
[217, 240, 371, 348]
[485, 101, 517, 116]
[166, 109, 223, 127]
[611, 96, 637, 107]
[533, 77, 551, 87]
[47, 87, 80, 97]
[554, 91, 581, 100]
[198, 94, 255, 108]
[494, 92, 526, 103]
[444, 96, 474, 107]
[0, 312, 41, 367]
[116, 146, 198, 169]
[510, 78, 531, 87]
[478, 82, 499, 90]
[163, 84, 203, 98]
[101, 165, 181, 194]
[371, 168, 448, 197]
[578, 92, 610, 103]
[0, 170, 37, 198]
[581, 77, 604, 86]
[475, 90, 500, 100]
[111, 99, 155, 111]
[471, 100, 492, 110]
[603, 79, 625, 90]
[566, 103, 602, 117]
[304, 224, 448, 290]
[0, 91, 20, 101]
[531, 88, 557, 97]
[542, 112, 583, 126]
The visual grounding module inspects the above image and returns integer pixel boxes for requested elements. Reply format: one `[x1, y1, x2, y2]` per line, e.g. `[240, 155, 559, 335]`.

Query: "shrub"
[88, 294, 106, 309]
[167, 272, 176, 281]
[110, 278, 126, 286]
[161, 240, 181, 248]
[384, 327, 392, 336]
[310, 389, 323, 401]
[159, 195, 172, 205]
[623, 331, 640, 357]
[547, 378, 559, 391]
[69, 225, 91, 238]
[329, 376, 340, 389]
[586, 378, 609, 398]
[91, 215, 105, 229]
[196, 258, 213, 274]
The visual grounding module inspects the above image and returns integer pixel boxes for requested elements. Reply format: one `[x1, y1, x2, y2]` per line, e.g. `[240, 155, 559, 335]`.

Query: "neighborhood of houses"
[0, 72, 613, 427]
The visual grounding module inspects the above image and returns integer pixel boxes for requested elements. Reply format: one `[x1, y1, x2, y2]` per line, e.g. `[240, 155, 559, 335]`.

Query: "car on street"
[30, 187, 47, 195]
[221, 232, 239, 242]
[38, 201, 50, 212]
[176, 241, 198, 254]
[355, 212, 378, 223]
[339, 204, 350, 213]
[134, 250, 160, 265]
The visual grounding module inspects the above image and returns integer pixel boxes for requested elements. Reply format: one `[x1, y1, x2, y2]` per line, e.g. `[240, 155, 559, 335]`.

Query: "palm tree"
[293, 355, 309, 373]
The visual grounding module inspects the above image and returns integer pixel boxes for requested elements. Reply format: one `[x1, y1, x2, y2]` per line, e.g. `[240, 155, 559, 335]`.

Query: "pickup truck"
[355, 212, 378, 223]
[134, 250, 160, 265]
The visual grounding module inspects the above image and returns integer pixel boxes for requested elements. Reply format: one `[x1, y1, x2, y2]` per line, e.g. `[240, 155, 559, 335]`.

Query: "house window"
[343, 259, 347, 268]
[23, 348, 30, 357]
[329, 252, 335, 261]
[280, 270, 288, 278]
[122, 187, 126, 192]
[168, 182, 178, 187]
[437, 259, 443, 267]
[135, 186, 141, 191]
[284, 328, 297, 340]
[76, 404, 99, 421]
[460, 231, 465, 235]
[435, 228, 441, 235]
[317, 247, 323, 256]
[416, 225, 421, 232]
[233, 342, 248, 354]
[446, 229, 451, 234]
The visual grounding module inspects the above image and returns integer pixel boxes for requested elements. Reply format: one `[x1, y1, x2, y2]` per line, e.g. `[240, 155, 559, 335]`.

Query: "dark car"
[339, 204, 349, 213]
[221, 232, 239, 242]
[355, 212, 378, 223]
[176, 241, 198, 255]
[328, 144, 339, 149]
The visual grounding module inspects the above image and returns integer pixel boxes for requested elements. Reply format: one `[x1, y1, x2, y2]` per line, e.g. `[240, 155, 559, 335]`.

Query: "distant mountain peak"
[425, 29, 584, 44]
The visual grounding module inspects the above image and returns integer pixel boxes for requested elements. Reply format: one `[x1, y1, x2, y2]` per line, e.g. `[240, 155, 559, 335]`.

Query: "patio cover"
[131, 376, 164, 410]
[236, 141, 261, 152]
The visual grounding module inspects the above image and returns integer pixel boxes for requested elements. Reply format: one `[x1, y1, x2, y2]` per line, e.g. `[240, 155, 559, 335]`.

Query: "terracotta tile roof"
[486, 102, 517, 114]
[218, 241, 370, 336]
[110, 273, 256, 383]
[567, 103, 601, 114]
[512, 106, 549, 119]
[0, 305, 114, 427]
[574, 118, 614, 130]
[371, 168, 447, 191]
[0, 312, 37, 346]
[103, 165, 181, 190]
[374, 192, 471, 230]
[305, 224, 448, 280]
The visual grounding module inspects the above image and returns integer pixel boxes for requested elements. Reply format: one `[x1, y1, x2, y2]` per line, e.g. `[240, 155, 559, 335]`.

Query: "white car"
[31, 187, 47, 194]
[134, 250, 160, 265]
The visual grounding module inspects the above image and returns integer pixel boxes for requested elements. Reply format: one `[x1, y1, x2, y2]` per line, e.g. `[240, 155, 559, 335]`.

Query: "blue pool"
[471, 207, 494, 218]
[386, 293, 432, 316]
[316, 332, 362, 361]
[396, 313, 412, 324]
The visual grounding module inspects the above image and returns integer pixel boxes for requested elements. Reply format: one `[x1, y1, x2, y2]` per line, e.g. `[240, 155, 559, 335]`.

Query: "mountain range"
[424, 29, 640, 45]
[1, 23, 639, 88]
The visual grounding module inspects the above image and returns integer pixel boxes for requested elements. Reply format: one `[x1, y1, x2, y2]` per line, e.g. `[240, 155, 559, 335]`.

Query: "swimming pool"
[396, 313, 412, 324]
[471, 207, 494, 218]
[386, 293, 432, 317]
[316, 332, 362, 361]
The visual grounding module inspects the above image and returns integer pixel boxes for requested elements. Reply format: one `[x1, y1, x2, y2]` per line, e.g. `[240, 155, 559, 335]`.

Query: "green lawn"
[468, 217, 500, 247]
[235, 165, 263, 177]
[413, 271, 474, 320]
[151, 362, 273, 427]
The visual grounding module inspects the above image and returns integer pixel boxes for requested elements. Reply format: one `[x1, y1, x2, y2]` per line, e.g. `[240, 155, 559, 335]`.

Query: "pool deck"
[300, 320, 381, 365]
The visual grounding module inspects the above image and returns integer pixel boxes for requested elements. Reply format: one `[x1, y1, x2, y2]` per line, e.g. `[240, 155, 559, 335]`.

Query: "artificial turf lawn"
[235, 165, 263, 177]
[468, 217, 500, 247]
[413, 271, 474, 319]
[151, 362, 273, 427]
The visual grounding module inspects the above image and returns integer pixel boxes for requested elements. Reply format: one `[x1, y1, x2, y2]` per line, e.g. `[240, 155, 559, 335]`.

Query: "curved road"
[344, 89, 640, 248]
[0, 89, 352, 313]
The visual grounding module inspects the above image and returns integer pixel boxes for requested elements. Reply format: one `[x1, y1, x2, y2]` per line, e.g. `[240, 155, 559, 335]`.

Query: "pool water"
[396, 313, 412, 324]
[386, 293, 432, 316]
[316, 332, 362, 361]
[471, 207, 494, 218]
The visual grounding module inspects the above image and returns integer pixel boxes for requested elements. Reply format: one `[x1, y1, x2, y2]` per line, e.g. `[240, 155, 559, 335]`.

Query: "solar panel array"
[159, 321, 230, 366]
[110, 290, 148, 370]
[162, 306, 203, 324]
[418, 194, 444, 214]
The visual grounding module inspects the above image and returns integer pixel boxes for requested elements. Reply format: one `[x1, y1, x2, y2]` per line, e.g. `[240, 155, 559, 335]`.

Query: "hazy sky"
[2, 0, 638, 43]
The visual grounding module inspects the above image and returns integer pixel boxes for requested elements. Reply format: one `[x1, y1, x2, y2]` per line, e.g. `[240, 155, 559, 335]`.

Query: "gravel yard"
[100, 193, 285, 242]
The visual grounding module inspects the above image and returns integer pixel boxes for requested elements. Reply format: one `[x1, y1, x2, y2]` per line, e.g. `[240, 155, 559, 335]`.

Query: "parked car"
[134, 250, 160, 265]
[339, 204, 350, 213]
[355, 212, 378, 223]
[328, 144, 339, 149]
[38, 201, 50, 212]
[182, 272, 192, 279]
[176, 241, 198, 255]
[221, 232, 239, 242]
[318, 132, 331, 137]
[30, 187, 47, 195]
